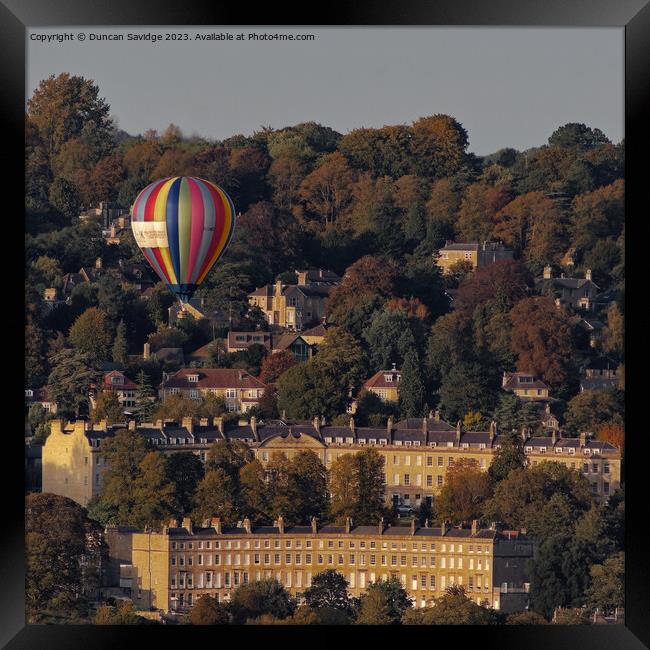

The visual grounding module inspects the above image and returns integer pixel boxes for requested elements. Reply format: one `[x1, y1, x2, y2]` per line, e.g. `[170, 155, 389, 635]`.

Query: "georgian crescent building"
[113, 517, 533, 615]
[43, 414, 621, 509]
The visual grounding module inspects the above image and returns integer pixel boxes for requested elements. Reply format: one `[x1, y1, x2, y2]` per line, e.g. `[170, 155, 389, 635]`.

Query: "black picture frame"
[4, 1, 647, 647]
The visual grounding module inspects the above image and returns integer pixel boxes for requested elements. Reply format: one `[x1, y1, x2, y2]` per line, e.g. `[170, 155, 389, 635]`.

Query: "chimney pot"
[277, 515, 285, 535]
[349, 417, 355, 433]
[243, 517, 252, 534]
[378, 517, 385, 536]
[311, 517, 318, 534]
[471, 519, 478, 536]
[128, 420, 136, 431]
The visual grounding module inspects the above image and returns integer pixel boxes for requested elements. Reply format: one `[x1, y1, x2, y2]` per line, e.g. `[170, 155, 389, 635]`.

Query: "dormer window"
[395, 440, 402, 446]
[519, 376, 533, 384]
[396, 374, 401, 382]
[405, 441, 412, 447]
[188, 374, 199, 383]
[447, 442, 454, 448]
[324, 437, 332, 444]
[539, 447, 547, 453]
[25, 389, 33, 397]
[583, 449, 591, 456]
[429, 442, 437, 448]
[555, 447, 563, 454]
[479, 443, 487, 450]
[358, 439, 366, 445]
[111, 376, 124, 385]
[462, 443, 469, 449]
[413, 441, 420, 447]
[369, 439, 376, 445]
[379, 439, 387, 446]
[335, 437, 343, 444]
[384, 375, 393, 383]
[525, 446, 533, 453]
[346, 437, 354, 445]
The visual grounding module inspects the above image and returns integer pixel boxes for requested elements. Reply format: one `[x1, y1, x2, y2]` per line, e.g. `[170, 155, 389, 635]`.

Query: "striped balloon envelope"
[130, 176, 236, 304]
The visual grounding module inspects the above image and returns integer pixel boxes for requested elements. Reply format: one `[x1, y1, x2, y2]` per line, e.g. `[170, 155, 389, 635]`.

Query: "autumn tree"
[437, 458, 492, 524]
[298, 152, 355, 227]
[329, 449, 387, 525]
[258, 350, 296, 384]
[596, 421, 624, 455]
[493, 191, 564, 266]
[326, 255, 398, 323]
[509, 296, 577, 395]
[455, 183, 511, 243]
[410, 114, 469, 179]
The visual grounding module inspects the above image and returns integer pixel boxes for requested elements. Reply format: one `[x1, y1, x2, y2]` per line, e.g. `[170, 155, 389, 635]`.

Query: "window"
[404, 474, 410, 486]
[426, 475, 433, 487]
[426, 456, 433, 467]
[188, 374, 199, 383]
[437, 457, 443, 467]
[437, 476, 443, 487]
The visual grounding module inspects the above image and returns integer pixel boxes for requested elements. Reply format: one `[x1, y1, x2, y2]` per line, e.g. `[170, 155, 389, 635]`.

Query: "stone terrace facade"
[43, 415, 621, 508]
[118, 517, 532, 614]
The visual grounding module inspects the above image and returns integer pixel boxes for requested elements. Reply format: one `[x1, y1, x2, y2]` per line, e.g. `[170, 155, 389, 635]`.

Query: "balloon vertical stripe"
[130, 176, 236, 303]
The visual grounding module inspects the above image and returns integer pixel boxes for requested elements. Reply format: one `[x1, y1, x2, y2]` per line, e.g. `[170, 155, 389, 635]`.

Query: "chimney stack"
[250, 416, 259, 441]
[585, 269, 592, 281]
[155, 419, 163, 429]
[456, 420, 462, 443]
[424, 519, 429, 529]
[521, 427, 528, 443]
[277, 515, 285, 535]
[422, 417, 428, 433]
[214, 416, 224, 436]
[143, 342, 151, 360]
[410, 519, 416, 536]
[489, 420, 496, 442]
[580, 431, 587, 447]
[182, 416, 194, 435]
[95, 257, 102, 269]
[441, 521, 447, 536]
[243, 517, 252, 534]
[281, 409, 287, 421]
[345, 517, 352, 534]
[311, 516, 318, 534]
[275, 279, 283, 296]
[128, 419, 136, 431]
[387, 416, 394, 443]
[434, 409, 440, 422]
[471, 519, 478, 536]
[378, 517, 385, 536]
[543, 265, 552, 279]
[182, 517, 193, 534]
[199, 417, 209, 426]
[313, 416, 320, 434]
[211, 517, 222, 534]
[349, 417, 355, 433]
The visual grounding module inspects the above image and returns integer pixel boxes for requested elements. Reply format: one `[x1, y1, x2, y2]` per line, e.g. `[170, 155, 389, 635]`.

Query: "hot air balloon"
[130, 176, 236, 304]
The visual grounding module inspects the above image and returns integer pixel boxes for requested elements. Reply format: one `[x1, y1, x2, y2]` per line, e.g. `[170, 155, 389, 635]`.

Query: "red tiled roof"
[364, 369, 401, 390]
[103, 371, 137, 390]
[161, 368, 266, 390]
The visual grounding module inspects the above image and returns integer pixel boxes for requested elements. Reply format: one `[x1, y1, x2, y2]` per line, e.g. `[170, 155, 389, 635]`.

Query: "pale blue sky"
[27, 27, 624, 155]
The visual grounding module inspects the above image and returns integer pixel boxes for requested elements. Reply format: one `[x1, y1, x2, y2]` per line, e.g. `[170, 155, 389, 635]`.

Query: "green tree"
[26, 493, 103, 621]
[91, 390, 123, 424]
[192, 468, 239, 526]
[488, 428, 526, 483]
[356, 576, 411, 625]
[505, 610, 549, 625]
[94, 601, 157, 625]
[548, 123, 610, 151]
[585, 552, 624, 616]
[68, 307, 113, 367]
[487, 462, 593, 541]
[91, 428, 147, 525]
[165, 452, 204, 515]
[112, 320, 129, 364]
[189, 594, 230, 625]
[564, 389, 623, 436]
[403, 585, 497, 625]
[131, 453, 176, 528]
[133, 369, 156, 422]
[398, 348, 427, 418]
[230, 578, 296, 624]
[239, 459, 271, 523]
[438, 362, 499, 422]
[303, 569, 353, 615]
[47, 348, 101, 416]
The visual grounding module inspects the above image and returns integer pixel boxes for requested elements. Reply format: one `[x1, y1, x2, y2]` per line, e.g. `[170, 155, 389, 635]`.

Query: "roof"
[584, 356, 619, 371]
[502, 372, 549, 392]
[440, 242, 480, 251]
[297, 269, 341, 284]
[364, 369, 401, 390]
[152, 348, 185, 363]
[160, 368, 266, 390]
[186, 341, 222, 359]
[272, 333, 311, 352]
[301, 324, 328, 337]
[535, 277, 599, 291]
[103, 370, 137, 390]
